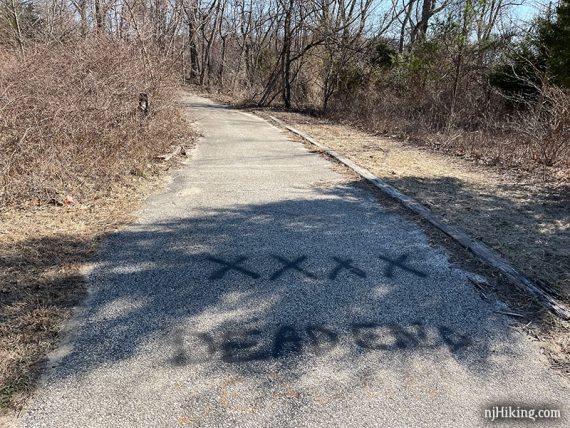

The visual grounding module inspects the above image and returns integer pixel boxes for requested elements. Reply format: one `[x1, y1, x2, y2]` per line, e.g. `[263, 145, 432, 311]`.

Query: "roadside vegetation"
[0, 0, 569, 421]
[0, 40, 186, 205]
[0, 3, 192, 419]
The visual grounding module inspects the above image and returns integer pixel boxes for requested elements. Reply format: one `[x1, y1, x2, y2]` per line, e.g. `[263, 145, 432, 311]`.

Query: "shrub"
[0, 38, 187, 206]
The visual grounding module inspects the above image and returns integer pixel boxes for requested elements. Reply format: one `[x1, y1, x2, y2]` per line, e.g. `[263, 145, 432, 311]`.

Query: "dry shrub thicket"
[0, 39, 187, 207]
[519, 85, 570, 169]
[0, 5, 191, 414]
[168, 0, 570, 179]
[324, 54, 570, 176]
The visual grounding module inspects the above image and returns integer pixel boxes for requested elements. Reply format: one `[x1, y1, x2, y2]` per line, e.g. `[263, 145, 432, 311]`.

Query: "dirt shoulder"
[253, 108, 570, 376]
[259, 110, 570, 301]
[0, 138, 193, 426]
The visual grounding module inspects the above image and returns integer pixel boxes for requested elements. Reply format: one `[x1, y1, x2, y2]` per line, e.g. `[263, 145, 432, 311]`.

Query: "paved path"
[22, 95, 568, 427]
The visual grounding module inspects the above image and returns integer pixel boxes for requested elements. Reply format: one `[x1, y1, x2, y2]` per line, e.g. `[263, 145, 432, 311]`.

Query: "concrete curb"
[268, 114, 570, 320]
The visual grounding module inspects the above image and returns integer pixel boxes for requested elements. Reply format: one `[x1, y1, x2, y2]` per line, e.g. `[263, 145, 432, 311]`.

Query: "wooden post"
[138, 93, 149, 116]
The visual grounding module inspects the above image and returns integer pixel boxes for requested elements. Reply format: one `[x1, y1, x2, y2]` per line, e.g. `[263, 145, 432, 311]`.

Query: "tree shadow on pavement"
[35, 184, 537, 395]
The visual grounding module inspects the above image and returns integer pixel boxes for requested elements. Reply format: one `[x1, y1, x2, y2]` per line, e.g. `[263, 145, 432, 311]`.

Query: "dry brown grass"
[257, 108, 570, 375]
[0, 39, 195, 420]
[0, 39, 186, 206]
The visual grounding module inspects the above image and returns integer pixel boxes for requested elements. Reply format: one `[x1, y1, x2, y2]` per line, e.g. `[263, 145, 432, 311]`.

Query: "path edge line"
[267, 114, 570, 320]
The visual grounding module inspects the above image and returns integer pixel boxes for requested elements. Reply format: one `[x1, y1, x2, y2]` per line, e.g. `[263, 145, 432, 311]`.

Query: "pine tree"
[539, 0, 570, 88]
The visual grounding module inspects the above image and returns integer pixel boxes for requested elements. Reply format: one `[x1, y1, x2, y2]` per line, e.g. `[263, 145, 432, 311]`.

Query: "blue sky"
[513, 0, 552, 21]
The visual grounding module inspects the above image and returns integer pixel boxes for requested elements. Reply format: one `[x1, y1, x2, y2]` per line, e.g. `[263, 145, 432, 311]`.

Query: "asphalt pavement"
[20, 94, 569, 427]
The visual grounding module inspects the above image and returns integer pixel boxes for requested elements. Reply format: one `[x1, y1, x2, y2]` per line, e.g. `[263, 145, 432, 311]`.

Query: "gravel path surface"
[21, 95, 569, 427]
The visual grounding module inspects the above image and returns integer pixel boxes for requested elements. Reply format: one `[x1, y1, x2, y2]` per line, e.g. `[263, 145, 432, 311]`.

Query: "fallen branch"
[496, 311, 526, 318]
[156, 145, 186, 162]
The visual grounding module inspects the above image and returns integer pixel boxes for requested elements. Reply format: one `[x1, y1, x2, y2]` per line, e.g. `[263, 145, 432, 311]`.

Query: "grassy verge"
[0, 39, 195, 422]
[254, 109, 570, 375]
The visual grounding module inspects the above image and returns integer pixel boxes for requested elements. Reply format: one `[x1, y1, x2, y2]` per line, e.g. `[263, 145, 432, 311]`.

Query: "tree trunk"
[94, 0, 105, 33]
[410, 0, 433, 44]
[9, 0, 25, 55]
[282, 0, 294, 108]
[448, 0, 472, 130]
[188, 16, 199, 79]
